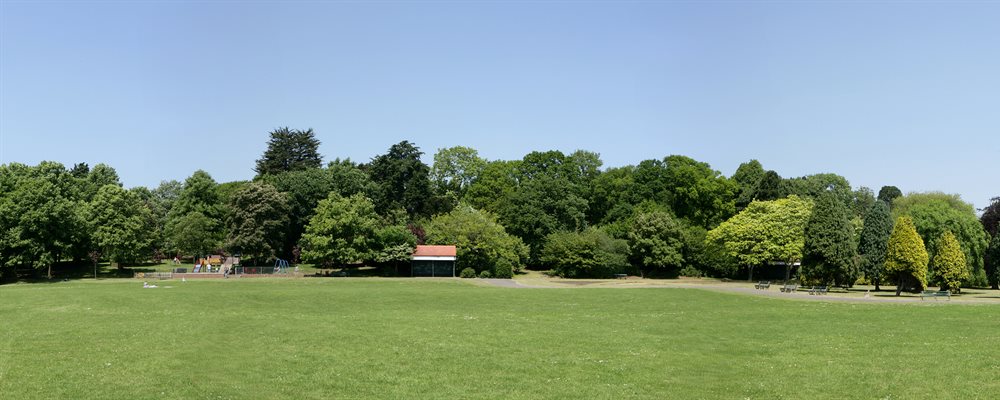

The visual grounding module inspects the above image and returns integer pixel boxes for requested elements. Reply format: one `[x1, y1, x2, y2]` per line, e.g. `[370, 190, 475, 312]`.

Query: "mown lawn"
[1, 278, 998, 399]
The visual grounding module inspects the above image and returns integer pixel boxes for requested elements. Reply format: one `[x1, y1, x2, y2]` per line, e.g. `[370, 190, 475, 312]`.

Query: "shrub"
[493, 261, 513, 279]
[679, 266, 703, 278]
[479, 270, 493, 279]
[459, 267, 476, 279]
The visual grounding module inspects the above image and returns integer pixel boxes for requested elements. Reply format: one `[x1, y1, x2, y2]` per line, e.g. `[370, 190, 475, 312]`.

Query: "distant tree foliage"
[224, 182, 289, 265]
[981, 197, 1000, 238]
[254, 127, 323, 176]
[170, 211, 221, 259]
[661, 155, 737, 229]
[931, 231, 968, 293]
[165, 170, 224, 257]
[541, 228, 630, 278]
[801, 193, 860, 286]
[425, 205, 529, 276]
[85, 185, 154, 267]
[885, 216, 928, 295]
[877, 186, 903, 204]
[858, 201, 893, 290]
[705, 195, 813, 281]
[751, 170, 786, 202]
[431, 146, 487, 197]
[731, 159, 765, 210]
[299, 193, 380, 267]
[627, 211, 685, 277]
[893, 192, 989, 287]
[366, 141, 434, 218]
[986, 233, 1000, 290]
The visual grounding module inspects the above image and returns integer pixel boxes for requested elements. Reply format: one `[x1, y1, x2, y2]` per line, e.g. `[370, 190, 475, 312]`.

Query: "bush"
[479, 270, 493, 279]
[459, 267, 476, 279]
[679, 266, 703, 278]
[493, 261, 513, 279]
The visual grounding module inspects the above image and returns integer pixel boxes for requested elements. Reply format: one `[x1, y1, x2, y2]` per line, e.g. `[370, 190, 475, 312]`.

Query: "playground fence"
[134, 272, 173, 280]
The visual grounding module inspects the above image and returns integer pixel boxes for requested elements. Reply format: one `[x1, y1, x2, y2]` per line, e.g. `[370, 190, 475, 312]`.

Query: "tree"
[165, 170, 224, 258]
[893, 192, 989, 286]
[85, 185, 154, 268]
[372, 225, 417, 276]
[0, 162, 83, 279]
[986, 232, 1000, 289]
[366, 141, 434, 218]
[981, 197, 1000, 238]
[464, 160, 520, 214]
[877, 186, 903, 204]
[224, 182, 290, 265]
[540, 228, 630, 278]
[299, 193, 381, 267]
[254, 127, 323, 176]
[858, 201, 893, 290]
[424, 205, 529, 276]
[169, 212, 221, 259]
[262, 161, 372, 258]
[732, 159, 765, 210]
[430, 146, 486, 197]
[931, 231, 968, 293]
[627, 211, 685, 277]
[706, 195, 813, 281]
[885, 216, 928, 296]
[801, 192, 860, 286]
[661, 155, 737, 228]
[851, 187, 876, 220]
[751, 170, 786, 202]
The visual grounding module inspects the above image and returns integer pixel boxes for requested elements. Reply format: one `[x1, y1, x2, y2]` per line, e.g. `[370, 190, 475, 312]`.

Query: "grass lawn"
[2, 279, 999, 399]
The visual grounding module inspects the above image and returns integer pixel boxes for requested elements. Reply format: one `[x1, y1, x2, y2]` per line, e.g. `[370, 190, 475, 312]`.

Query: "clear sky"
[1, 1, 998, 208]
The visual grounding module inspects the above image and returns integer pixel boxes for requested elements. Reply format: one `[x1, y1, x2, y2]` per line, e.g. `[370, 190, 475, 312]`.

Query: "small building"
[411, 245, 457, 277]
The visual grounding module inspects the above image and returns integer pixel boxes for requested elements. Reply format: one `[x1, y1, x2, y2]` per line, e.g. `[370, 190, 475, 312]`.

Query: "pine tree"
[254, 127, 323, 176]
[801, 192, 859, 285]
[858, 200, 893, 290]
[931, 231, 968, 293]
[885, 216, 928, 295]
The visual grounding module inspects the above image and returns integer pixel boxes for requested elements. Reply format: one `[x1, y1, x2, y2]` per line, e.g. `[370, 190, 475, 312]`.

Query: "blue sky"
[1, 1, 998, 208]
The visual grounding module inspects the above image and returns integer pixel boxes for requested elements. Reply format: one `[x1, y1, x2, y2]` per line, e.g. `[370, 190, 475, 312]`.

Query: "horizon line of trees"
[2, 127, 998, 291]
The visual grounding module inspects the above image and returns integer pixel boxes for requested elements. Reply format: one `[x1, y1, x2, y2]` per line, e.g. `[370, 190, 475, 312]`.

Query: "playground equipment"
[274, 258, 289, 273]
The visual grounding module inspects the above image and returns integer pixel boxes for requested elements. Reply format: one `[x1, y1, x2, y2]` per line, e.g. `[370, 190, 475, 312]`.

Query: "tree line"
[1, 127, 998, 290]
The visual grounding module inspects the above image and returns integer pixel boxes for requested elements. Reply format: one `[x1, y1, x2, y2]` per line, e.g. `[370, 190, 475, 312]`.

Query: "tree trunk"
[47, 264, 52, 280]
[895, 277, 904, 296]
[748, 266, 754, 282]
[874, 278, 880, 292]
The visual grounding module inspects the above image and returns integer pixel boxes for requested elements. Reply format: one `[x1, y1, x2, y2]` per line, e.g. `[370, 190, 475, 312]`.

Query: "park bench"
[614, 274, 627, 279]
[780, 284, 799, 293]
[808, 286, 828, 295]
[754, 281, 770, 290]
[919, 290, 951, 301]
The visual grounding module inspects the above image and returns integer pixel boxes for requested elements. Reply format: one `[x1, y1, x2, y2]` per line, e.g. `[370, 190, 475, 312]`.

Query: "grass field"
[2, 279, 999, 399]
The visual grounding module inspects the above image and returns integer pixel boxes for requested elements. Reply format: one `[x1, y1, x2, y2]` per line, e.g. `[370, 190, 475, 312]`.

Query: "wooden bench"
[808, 286, 828, 295]
[919, 290, 951, 301]
[780, 284, 799, 293]
[754, 281, 771, 290]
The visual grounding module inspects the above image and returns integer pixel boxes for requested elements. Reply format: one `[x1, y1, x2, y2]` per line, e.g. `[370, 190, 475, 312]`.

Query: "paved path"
[479, 278, 995, 304]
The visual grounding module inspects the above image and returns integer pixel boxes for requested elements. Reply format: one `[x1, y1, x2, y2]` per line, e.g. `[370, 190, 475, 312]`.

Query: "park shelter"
[411, 245, 457, 277]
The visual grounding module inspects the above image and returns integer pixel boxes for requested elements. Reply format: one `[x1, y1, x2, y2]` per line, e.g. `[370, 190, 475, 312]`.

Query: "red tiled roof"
[413, 245, 457, 257]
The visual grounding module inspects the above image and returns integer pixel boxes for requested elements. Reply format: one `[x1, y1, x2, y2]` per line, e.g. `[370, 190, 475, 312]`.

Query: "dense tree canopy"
[299, 193, 381, 267]
[254, 127, 323, 176]
[627, 211, 685, 277]
[224, 182, 290, 265]
[85, 185, 154, 266]
[424, 205, 528, 277]
[706, 195, 813, 280]
[858, 200, 893, 290]
[801, 192, 859, 286]
[541, 228, 629, 278]
[981, 197, 1000, 238]
[931, 231, 968, 293]
[885, 216, 928, 295]
[893, 192, 989, 286]
[366, 141, 434, 217]
[430, 146, 487, 197]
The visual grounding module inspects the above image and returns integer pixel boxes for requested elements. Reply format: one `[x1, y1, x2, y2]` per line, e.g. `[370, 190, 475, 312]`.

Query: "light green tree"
[541, 228, 629, 278]
[299, 193, 380, 267]
[885, 216, 929, 296]
[425, 204, 528, 276]
[893, 192, 989, 286]
[706, 195, 813, 281]
[931, 231, 968, 293]
[430, 146, 487, 197]
[85, 185, 154, 267]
